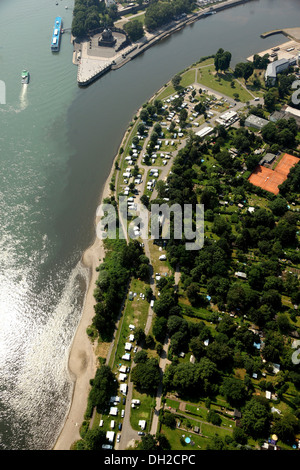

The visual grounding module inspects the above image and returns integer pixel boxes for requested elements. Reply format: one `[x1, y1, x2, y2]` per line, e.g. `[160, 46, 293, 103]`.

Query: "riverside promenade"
[73, 0, 256, 86]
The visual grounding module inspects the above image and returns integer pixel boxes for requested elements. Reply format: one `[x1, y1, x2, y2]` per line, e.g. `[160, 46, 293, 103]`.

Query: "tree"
[135, 327, 146, 345]
[82, 428, 108, 450]
[234, 62, 254, 82]
[172, 74, 182, 90]
[269, 197, 288, 216]
[161, 411, 176, 429]
[214, 49, 231, 73]
[134, 350, 148, 363]
[233, 427, 248, 445]
[167, 315, 188, 336]
[145, 286, 153, 302]
[72, 11, 87, 37]
[190, 336, 206, 361]
[123, 20, 144, 42]
[264, 88, 279, 112]
[179, 108, 188, 126]
[152, 316, 167, 343]
[241, 397, 271, 438]
[226, 283, 246, 311]
[206, 341, 233, 369]
[131, 358, 160, 394]
[172, 362, 199, 395]
[253, 53, 269, 69]
[271, 413, 299, 443]
[186, 282, 201, 306]
[220, 377, 247, 407]
[243, 62, 254, 82]
[170, 330, 189, 355]
[88, 365, 118, 413]
[140, 108, 149, 122]
[139, 434, 158, 450]
[207, 410, 222, 426]
[154, 291, 177, 317]
[85, 11, 100, 32]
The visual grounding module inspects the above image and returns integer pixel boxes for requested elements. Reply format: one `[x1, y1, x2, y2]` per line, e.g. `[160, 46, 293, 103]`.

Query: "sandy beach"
[53, 164, 113, 450]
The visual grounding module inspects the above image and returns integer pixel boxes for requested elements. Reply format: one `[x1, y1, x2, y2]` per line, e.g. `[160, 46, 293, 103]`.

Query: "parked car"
[138, 432, 145, 436]
[117, 434, 121, 443]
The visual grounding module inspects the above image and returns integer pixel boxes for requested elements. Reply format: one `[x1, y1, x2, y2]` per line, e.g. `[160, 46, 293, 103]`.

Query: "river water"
[0, 0, 299, 450]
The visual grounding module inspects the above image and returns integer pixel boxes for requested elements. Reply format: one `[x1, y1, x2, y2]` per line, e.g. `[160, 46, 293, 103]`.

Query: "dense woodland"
[72, 0, 117, 37]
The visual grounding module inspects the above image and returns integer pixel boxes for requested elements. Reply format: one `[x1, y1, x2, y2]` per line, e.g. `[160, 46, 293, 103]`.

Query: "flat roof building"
[220, 110, 238, 122]
[259, 153, 276, 166]
[245, 114, 269, 130]
[195, 126, 213, 138]
[215, 110, 238, 127]
[284, 105, 300, 127]
[265, 57, 297, 85]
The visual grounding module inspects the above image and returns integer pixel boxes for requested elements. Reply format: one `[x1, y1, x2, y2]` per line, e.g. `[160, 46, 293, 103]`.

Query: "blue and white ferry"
[51, 17, 62, 52]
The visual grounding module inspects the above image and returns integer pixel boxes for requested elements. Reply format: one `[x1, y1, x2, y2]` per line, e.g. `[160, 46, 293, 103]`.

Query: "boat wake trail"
[19, 84, 28, 111]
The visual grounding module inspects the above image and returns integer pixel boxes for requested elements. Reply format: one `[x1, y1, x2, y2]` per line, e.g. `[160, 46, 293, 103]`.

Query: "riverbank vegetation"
[144, 0, 195, 32]
[92, 237, 147, 341]
[72, 0, 116, 37]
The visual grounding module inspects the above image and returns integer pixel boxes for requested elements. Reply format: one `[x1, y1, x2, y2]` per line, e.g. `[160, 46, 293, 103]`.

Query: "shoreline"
[53, 153, 116, 450]
[53, 120, 133, 450]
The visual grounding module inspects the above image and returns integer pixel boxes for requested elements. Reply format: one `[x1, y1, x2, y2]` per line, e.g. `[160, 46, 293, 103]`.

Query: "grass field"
[197, 66, 253, 102]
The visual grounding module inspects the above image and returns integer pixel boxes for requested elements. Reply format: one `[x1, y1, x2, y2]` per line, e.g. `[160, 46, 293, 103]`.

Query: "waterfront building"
[265, 57, 297, 85]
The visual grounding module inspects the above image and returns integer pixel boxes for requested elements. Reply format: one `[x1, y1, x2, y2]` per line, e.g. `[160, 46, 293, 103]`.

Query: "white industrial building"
[215, 110, 238, 127]
[195, 126, 213, 138]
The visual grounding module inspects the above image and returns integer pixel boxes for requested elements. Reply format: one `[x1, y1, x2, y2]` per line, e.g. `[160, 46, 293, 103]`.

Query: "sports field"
[248, 154, 299, 195]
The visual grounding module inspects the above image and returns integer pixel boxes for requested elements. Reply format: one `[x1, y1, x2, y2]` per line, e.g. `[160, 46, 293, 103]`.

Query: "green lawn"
[180, 69, 197, 88]
[109, 277, 150, 370]
[160, 416, 234, 450]
[197, 66, 253, 102]
[156, 84, 176, 101]
[130, 391, 155, 431]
